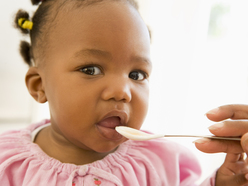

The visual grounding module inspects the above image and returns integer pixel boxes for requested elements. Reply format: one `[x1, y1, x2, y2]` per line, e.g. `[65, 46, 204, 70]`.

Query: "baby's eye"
[80, 66, 101, 75]
[129, 71, 147, 81]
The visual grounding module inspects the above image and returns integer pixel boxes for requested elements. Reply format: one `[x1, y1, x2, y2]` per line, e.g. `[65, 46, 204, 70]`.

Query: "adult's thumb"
[216, 173, 248, 186]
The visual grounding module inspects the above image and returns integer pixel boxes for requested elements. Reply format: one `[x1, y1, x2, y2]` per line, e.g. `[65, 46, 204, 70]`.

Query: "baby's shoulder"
[0, 119, 50, 142]
[0, 120, 50, 163]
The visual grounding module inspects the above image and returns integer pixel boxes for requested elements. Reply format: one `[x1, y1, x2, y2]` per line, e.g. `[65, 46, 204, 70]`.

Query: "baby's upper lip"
[98, 110, 128, 126]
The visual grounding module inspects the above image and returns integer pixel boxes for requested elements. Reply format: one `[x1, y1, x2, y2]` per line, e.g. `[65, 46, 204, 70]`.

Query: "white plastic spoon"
[115, 126, 241, 141]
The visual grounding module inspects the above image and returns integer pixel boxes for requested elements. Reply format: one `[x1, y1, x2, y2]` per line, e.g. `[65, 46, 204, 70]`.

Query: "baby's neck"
[34, 126, 115, 165]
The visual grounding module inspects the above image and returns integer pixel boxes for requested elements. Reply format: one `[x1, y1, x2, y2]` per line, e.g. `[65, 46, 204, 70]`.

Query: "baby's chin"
[91, 140, 126, 154]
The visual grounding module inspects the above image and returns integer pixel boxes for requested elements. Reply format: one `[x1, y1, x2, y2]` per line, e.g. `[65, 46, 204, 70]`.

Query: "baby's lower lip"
[96, 117, 123, 140]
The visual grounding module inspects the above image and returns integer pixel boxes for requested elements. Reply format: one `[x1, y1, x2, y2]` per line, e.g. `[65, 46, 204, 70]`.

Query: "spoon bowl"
[115, 126, 164, 141]
[115, 126, 241, 141]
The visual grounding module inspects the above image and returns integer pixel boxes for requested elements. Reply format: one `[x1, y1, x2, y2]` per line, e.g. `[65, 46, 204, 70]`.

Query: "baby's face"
[41, 1, 151, 153]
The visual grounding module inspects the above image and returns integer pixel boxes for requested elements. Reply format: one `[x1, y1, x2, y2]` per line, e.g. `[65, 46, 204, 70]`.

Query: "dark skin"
[195, 104, 248, 186]
[23, 1, 248, 184]
[25, 1, 151, 165]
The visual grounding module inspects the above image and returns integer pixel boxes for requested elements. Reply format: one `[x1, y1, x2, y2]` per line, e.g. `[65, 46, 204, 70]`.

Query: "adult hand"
[194, 104, 248, 185]
[195, 104, 248, 153]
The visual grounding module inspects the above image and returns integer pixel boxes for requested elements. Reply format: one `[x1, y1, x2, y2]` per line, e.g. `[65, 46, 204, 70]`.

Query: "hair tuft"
[20, 41, 32, 66]
[14, 9, 30, 34]
[31, 0, 43, 5]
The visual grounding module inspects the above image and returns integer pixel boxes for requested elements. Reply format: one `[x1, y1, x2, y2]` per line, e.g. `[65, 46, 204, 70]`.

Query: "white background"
[1, 0, 248, 183]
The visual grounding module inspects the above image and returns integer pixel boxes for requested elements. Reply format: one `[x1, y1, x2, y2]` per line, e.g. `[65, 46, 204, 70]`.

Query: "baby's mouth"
[98, 116, 121, 128]
[96, 116, 123, 141]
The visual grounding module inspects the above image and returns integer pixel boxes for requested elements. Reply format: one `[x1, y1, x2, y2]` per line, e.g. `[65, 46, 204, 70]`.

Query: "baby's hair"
[31, 0, 44, 5]
[14, 9, 33, 66]
[14, 0, 142, 67]
[14, 0, 52, 66]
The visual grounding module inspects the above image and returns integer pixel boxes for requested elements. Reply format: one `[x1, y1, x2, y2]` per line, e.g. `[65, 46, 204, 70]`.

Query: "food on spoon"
[115, 126, 164, 141]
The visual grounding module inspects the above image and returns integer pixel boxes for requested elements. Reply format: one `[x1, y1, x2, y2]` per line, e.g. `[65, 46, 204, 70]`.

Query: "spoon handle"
[163, 135, 241, 141]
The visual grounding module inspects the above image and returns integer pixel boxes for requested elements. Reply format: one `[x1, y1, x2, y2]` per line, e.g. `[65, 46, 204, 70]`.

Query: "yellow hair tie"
[18, 18, 33, 30]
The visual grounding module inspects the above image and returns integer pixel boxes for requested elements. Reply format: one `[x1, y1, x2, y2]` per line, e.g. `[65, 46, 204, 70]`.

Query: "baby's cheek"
[134, 99, 149, 125]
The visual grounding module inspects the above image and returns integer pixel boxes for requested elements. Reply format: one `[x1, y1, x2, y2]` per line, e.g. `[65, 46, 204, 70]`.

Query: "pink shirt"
[0, 120, 215, 185]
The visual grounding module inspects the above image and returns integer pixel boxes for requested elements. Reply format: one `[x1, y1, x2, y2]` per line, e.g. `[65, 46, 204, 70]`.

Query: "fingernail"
[245, 173, 248, 180]
[206, 108, 219, 115]
[193, 138, 211, 144]
[208, 122, 224, 130]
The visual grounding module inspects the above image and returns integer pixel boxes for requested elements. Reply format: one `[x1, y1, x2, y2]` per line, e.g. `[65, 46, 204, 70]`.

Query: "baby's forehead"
[42, 0, 150, 61]
[46, 0, 142, 38]
[47, 0, 138, 32]
[28, 0, 142, 66]
[53, 0, 136, 11]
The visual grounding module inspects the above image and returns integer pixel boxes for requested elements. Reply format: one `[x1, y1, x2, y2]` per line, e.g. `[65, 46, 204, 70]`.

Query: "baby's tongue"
[98, 116, 120, 128]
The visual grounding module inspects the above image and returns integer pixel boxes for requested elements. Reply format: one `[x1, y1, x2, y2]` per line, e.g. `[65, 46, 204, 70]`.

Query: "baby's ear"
[25, 67, 47, 103]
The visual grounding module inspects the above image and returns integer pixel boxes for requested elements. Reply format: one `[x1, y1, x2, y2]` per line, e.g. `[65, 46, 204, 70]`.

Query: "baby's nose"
[101, 77, 132, 102]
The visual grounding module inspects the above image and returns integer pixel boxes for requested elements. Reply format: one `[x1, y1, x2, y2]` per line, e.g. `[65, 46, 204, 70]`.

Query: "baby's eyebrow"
[130, 56, 152, 66]
[73, 48, 152, 66]
[73, 49, 112, 59]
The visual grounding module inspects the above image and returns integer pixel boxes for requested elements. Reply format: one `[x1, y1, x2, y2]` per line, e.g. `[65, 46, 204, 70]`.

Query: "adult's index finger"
[209, 120, 248, 137]
[206, 104, 248, 122]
